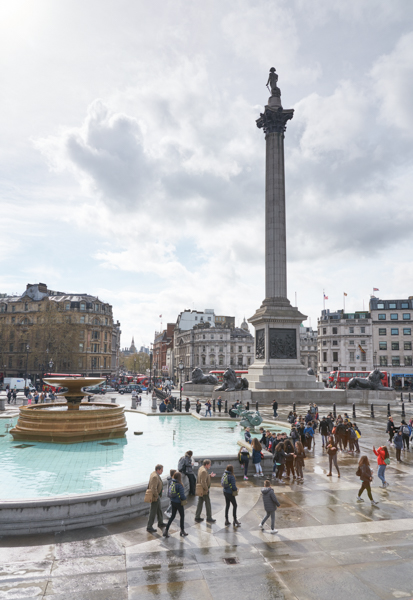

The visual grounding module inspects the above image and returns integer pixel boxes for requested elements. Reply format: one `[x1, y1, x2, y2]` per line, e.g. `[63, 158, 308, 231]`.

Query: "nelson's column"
[248, 68, 323, 400]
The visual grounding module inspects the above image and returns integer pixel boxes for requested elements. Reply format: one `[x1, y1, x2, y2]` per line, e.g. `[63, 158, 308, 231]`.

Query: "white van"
[3, 378, 36, 392]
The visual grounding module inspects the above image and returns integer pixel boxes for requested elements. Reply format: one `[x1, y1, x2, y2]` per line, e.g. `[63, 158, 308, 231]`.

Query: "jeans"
[261, 510, 275, 529]
[321, 435, 328, 447]
[195, 493, 212, 519]
[147, 497, 164, 529]
[396, 448, 401, 461]
[224, 492, 237, 521]
[255, 462, 263, 474]
[377, 464, 386, 484]
[242, 459, 249, 476]
[328, 453, 340, 475]
[206, 409, 212, 417]
[166, 502, 185, 531]
[187, 473, 196, 495]
[358, 481, 373, 501]
[403, 434, 410, 450]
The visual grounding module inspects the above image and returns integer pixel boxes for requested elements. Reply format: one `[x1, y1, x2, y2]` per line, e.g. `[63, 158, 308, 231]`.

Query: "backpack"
[221, 472, 229, 488]
[178, 456, 187, 474]
[403, 426, 410, 436]
[349, 428, 357, 439]
[168, 480, 179, 499]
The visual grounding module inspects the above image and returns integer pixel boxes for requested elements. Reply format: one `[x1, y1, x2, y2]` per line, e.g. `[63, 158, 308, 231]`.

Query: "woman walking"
[221, 465, 241, 527]
[326, 435, 340, 477]
[258, 479, 280, 534]
[356, 456, 379, 505]
[238, 446, 250, 480]
[393, 429, 403, 462]
[273, 442, 286, 481]
[284, 439, 295, 480]
[294, 441, 306, 482]
[163, 472, 188, 537]
[251, 438, 263, 477]
[373, 445, 389, 488]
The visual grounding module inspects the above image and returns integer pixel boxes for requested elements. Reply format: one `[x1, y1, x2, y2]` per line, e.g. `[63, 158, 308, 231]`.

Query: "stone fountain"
[10, 377, 128, 443]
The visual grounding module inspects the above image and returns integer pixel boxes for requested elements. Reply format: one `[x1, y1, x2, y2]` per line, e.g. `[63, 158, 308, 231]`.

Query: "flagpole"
[343, 293, 345, 313]
[323, 289, 325, 311]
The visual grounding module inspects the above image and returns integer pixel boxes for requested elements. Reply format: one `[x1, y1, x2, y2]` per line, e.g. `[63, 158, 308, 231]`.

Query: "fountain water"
[10, 377, 128, 443]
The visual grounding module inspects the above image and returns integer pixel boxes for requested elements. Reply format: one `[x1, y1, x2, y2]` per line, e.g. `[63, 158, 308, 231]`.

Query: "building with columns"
[299, 325, 318, 375]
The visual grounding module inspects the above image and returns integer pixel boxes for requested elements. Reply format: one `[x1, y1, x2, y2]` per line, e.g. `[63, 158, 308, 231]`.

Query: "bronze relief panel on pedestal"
[269, 328, 296, 359]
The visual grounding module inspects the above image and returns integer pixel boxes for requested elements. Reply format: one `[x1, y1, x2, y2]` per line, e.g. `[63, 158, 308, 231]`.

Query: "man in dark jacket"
[259, 480, 280, 533]
[386, 417, 396, 444]
[272, 400, 278, 418]
[319, 417, 329, 447]
[393, 430, 403, 462]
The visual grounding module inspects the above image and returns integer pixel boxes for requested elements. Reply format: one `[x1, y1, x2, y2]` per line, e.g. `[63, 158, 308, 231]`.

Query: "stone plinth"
[345, 389, 397, 405]
[211, 390, 252, 403]
[182, 383, 215, 397]
[250, 388, 344, 404]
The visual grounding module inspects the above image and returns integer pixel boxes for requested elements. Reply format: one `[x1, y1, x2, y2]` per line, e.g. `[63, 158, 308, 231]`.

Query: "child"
[259, 479, 280, 534]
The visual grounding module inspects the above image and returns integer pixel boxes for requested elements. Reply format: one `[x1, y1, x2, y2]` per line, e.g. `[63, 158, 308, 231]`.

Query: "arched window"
[80, 303, 86, 311]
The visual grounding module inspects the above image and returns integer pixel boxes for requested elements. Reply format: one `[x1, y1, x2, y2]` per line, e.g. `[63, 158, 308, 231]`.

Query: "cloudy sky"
[1, 0, 413, 349]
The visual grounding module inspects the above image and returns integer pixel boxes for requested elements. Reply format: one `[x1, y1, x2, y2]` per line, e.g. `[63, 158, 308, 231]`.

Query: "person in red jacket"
[373, 445, 389, 488]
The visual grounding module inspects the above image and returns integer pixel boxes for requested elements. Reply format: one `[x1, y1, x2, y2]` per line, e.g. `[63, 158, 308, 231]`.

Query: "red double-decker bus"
[329, 370, 390, 389]
[209, 370, 248, 383]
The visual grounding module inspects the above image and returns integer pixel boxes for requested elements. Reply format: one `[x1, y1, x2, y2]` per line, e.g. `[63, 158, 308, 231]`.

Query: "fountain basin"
[10, 403, 128, 443]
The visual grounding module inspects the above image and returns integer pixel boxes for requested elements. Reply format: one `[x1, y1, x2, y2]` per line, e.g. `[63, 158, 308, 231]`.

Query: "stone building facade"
[0, 283, 120, 384]
[153, 324, 174, 378]
[299, 325, 318, 374]
[174, 319, 254, 383]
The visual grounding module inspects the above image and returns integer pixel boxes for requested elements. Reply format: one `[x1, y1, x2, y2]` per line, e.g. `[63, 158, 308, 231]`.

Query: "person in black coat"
[386, 417, 396, 444]
[163, 472, 188, 537]
[356, 456, 378, 505]
[185, 398, 190, 413]
[221, 465, 241, 527]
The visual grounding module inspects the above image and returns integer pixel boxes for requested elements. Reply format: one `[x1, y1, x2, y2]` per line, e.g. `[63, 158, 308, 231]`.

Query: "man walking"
[386, 417, 396, 445]
[319, 417, 329, 448]
[146, 464, 166, 533]
[195, 459, 216, 523]
[272, 400, 278, 418]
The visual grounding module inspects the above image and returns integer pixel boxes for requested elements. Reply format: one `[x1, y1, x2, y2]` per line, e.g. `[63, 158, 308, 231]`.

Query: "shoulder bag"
[144, 487, 153, 503]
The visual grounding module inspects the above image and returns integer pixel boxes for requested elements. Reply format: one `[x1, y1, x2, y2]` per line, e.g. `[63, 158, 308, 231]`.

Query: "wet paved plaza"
[1, 400, 413, 599]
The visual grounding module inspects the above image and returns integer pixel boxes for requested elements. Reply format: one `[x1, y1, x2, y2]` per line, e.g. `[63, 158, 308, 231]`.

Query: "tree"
[122, 352, 150, 374]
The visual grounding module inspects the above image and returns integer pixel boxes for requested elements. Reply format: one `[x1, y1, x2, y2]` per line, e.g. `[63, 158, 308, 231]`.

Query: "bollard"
[213, 399, 216, 413]
[409, 393, 411, 403]
[246, 402, 250, 410]
[225, 400, 228, 413]
[333, 403, 336, 419]
[293, 402, 296, 413]
[179, 400, 182, 412]
[401, 402, 406, 418]
[151, 396, 157, 411]
[131, 397, 137, 409]
[22, 398, 28, 406]
[387, 403, 391, 417]
[0, 398, 5, 412]
[256, 401, 259, 412]
[371, 403, 375, 418]
[401, 392, 403, 402]
[352, 403, 356, 419]
[111, 397, 116, 404]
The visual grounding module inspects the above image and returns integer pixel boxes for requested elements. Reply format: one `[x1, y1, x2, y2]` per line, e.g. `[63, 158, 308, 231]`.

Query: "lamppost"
[24, 344, 30, 392]
[178, 360, 184, 405]
[373, 351, 377, 370]
[49, 359, 54, 373]
[149, 351, 153, 392]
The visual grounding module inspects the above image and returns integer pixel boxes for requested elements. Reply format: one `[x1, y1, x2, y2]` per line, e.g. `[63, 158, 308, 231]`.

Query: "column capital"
[256, 107, 294, 135]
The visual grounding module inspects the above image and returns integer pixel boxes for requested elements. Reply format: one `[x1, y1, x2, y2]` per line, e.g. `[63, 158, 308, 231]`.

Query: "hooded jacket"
[261, 487, 281, 513]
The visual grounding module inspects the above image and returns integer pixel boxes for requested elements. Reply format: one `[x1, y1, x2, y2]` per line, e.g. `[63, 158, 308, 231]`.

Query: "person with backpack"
[304, 422, 314, 450]
[252, 438, 264, 476]
[356, 456, 379, 505]
[12, 389, 17, 404]
[290, 426, 299, 448]
[393, 429, 403, 462]
[221, 465, 241, 527]
[163, 472, 188, 538]
[178, 450, 196, 495]
[348, 424, 357, 452]
[238, 446, 250, 480]
[400, 421, 410, 451]
[7, 389, 11, 404]
[352, 423, 361, 453]
[373, 445, 390, 488]
[294, 441, 306, 482]
[164, 469, 177, 519]
[258, 479, 280, 534]
[326, 435, 340, 477]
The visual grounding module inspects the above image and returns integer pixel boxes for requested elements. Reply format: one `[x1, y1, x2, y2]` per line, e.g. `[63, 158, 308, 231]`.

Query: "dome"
[241, 317, 249, 331]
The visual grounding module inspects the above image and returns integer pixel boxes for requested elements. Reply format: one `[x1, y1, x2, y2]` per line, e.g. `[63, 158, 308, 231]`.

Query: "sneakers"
[270, 529, 278, 534]
[194, 517, 204, 522]
[259, 522, 264, 529]
[244, 476, 248, 480]
[356, 496, 364, 502]
[371, 500, 379, 506]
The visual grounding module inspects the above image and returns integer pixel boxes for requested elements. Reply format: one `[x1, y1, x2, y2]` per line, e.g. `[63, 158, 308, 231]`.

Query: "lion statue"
[188, 367, 218, 385]
[347, 369, 393, 391]
[215, 367, 249, 392]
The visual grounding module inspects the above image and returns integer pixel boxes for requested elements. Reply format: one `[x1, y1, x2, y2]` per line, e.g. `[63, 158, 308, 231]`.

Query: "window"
[360, 327, 365, 333]
[349, 340, 354, 345]
[403, 314, 411, 320]
[349, 327, 354, 333]
[323, 341, 327, 346]
[379, 328, 386, 335]
[403, 328, 411, 335]
[24, 302, 28, 311]
[195, 316, 198, 321]
[202, 346, 206, 352]
[105, 318, 108, 325]
[332, 340, 338, 346]
[404, 342, 412, 350]
[332, 327, 338, 334]
[389, 303, 396, 309]
[211, 335, 214, 339]
[8, 357, 12, 367]
[401, 302, 409, 309]
[333, 352, 338, 362]
[0, 305, 4, 313]
[104, 344, 107, 353]
[361, 340, 366, 345]
[350, 367, 355, 371]
[202, 356, 205, 365]
[238, 356, 243, 366]
[79, 343, 84, 352]
[390, 314, 398, 320]
[207, 317, 211, 321]
[349, 351, 355, 361]
[65, 303, 70, 310]
[219, 346, 223, 352]
[323, 328, 326, 334]
[202, 335, 205, 339]
[104, 332, 107, 341]
[361, 353, 366, 362]
[247, 346, 251, 352]
[80, 303, 85, 311]
[79, 330, 84, 339]
[392, 356, 400, 366]
[9, 343, 13, 352]
[92, 331, 99, 340]
[379, 342, 387, 350]
[12, 306, 15, 313]
[378, 314, 386, 320]
[391, 328, 399, 335]
[104, 358, 107, 368]
[405, 356, 412, 366]
[377, 303, 384, 309]
[237, 346, 242, 352]
[95, 304, 99, 311]
[391, 342, 399, 350]
[80, 316, 85, 324]
[94, 318, 99, 325]
[323, 352, 327, 361]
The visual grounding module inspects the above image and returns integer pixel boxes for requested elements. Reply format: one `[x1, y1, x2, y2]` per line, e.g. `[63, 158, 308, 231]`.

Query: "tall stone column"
[248, 68, 323, 397]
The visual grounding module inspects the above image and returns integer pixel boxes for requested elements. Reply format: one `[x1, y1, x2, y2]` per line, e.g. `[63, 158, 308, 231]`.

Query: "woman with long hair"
[326, 435, 340, 477]
[356, 456, 378, 505]
[373, 444, 389, 488]
[283, 439, 295, 480]
[273, 442, 286, 481]
[221, 464, 241, 527]
[294, 441, 306, 482]
[163, 471, 188, 537]
[251, 438, 263, 477]
[238, 446, 250, 480]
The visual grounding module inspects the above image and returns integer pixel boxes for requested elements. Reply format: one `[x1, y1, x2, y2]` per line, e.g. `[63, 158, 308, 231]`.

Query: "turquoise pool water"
[0, 413, 288, 500]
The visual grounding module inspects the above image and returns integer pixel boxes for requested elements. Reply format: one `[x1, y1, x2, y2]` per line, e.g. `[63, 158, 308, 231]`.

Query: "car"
[119, 384, 142, 395]
[84, 385, 106, 395]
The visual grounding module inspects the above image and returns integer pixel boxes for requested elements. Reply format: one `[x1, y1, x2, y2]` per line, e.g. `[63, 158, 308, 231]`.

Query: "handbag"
[195, 483, 204, 496]
[384, 458, 390, 465]
[356, 431, 361, 439]
[181, 499, 188, 506]
[232, 490, 238, 497]
[144, 488, 153, 503]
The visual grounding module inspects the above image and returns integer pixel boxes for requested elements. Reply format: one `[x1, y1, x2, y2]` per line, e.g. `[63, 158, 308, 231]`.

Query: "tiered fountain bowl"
[10, 377, 128, 444]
